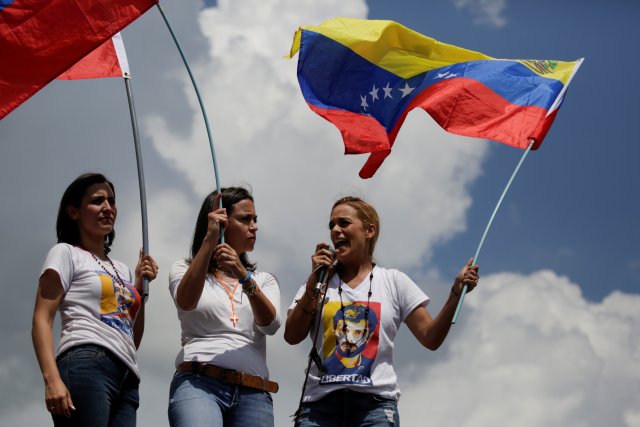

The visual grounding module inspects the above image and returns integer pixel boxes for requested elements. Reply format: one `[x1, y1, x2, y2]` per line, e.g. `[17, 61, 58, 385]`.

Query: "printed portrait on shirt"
[320, 301, 380, 385]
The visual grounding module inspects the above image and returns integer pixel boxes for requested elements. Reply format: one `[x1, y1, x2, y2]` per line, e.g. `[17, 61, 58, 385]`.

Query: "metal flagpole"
[123, 73, 151, 303]
[452, 138, 535, 323]
[452, 60, 583, 323]
[155, 2, 224, 242]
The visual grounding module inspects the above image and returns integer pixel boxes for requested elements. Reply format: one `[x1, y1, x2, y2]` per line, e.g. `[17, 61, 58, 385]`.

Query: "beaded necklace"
[90, 252, 132, 328]
[337, 265, 374, 356]
[213, 271, 240, 327]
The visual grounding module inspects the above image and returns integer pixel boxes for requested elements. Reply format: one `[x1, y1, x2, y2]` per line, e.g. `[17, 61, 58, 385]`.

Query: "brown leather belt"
[177, 362, 279, 393]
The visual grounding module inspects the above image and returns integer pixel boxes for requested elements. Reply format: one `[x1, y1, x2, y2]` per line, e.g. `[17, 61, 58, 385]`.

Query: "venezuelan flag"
[289, 17, 583, 178]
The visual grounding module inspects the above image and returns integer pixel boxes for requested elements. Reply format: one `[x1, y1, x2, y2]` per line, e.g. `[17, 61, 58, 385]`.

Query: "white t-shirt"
[288, 265, 429, 402]
[169, 260, 281, 379]
[41, 243, 141, 378]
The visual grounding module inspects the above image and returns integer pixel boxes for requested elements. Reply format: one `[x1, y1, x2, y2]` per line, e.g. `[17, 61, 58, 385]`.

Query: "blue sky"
[1, 0, 638, 425]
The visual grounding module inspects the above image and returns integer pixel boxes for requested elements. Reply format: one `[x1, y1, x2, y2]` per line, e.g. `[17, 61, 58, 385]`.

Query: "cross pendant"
[230, 314, 239, 327]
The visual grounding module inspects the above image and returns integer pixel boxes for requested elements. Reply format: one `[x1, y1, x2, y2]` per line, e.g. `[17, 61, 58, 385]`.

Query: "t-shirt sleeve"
[169, 260, 189, 301]
[254, 272, 282, 336]
[395, 270, 430, 322]
[40, 244, 75, 292]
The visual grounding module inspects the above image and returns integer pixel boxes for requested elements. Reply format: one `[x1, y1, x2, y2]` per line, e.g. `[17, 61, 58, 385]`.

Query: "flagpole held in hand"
[452, 139, 535, 323]
[123, 73, 151, 303]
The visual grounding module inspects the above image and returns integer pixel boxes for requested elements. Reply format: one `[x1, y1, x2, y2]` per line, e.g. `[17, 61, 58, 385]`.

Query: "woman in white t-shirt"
[167, 187, 281, 427]
[284, 196, 480, 426]
[31, 172, 158, 426]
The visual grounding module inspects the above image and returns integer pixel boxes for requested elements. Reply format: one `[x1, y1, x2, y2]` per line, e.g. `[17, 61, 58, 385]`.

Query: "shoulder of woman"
[170, 259, 190, 272]
[375, 267, 415, 286]
[50, 242, 74, 253]
[46, 242, 78, 261]
[254, 271, 279, 286]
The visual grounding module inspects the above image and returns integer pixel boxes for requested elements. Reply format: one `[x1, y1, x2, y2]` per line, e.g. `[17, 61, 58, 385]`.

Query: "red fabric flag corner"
[0, 0, 157, 120]
[58, 33, 129, 80]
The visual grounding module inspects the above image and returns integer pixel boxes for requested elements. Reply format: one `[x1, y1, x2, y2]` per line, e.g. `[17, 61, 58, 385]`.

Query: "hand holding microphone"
[309, 243, 336, 296]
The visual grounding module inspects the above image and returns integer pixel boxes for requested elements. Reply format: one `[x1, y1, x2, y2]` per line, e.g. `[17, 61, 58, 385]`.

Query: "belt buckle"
[220, 368, 237, 385]
[191, 362, 207, 376]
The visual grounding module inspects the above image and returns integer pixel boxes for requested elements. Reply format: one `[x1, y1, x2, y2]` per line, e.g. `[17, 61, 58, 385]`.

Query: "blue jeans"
[168, 371, 274, 427]
[53, 344, 140, 427]
[295, 389, 400, 427]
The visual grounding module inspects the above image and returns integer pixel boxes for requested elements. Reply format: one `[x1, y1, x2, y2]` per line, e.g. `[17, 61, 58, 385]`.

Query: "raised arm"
[405, 258, 479, 350]
[284, 244, 334, 345]
[176, 194, 226, 311]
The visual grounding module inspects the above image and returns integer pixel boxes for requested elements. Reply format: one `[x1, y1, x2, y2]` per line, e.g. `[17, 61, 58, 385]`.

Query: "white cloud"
[400, 271, 640, 427]
[453, 0, 508, 29]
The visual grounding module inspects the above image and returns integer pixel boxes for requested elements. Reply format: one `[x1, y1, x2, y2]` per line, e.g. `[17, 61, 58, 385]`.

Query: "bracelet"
[239, 271, 252, 285]
[242, 282, 257, 297]
[300, 305, 317, 315]
[451, 286, 460, 297]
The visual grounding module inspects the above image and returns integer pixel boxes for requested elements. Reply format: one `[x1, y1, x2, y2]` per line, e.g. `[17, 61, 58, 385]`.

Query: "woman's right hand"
[306, 243, 335, 293]
[204, 193, 227, 244]
[45, 377, 75, 417]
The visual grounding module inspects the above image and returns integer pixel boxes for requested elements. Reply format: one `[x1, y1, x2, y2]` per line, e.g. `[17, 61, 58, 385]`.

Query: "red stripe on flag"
[307, 104, 391, 155]
[420, 78, 548, 150]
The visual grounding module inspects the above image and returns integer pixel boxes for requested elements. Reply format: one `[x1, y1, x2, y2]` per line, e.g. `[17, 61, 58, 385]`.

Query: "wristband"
[451, 286, 460, 297]
[239, 271, 253, 285]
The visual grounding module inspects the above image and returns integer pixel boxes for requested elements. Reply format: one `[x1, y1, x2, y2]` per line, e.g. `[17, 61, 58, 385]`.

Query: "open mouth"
[334, 238, 348, 251]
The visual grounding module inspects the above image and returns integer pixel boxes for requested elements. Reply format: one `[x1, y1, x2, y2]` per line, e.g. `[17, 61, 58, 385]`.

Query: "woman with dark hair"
[168, 187, 281, 427]
[284, 196, 479, 426]
[31, 172, 158, 426]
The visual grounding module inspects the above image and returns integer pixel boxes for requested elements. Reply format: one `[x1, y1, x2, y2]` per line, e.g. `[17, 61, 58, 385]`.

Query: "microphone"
[314, 248, 335, 295]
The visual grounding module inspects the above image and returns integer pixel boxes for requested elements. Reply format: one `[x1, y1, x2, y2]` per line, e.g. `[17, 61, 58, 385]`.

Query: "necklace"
[90, 252, 132, 328]
[337, 265, 374, 356]
[213, 271, 240, 327]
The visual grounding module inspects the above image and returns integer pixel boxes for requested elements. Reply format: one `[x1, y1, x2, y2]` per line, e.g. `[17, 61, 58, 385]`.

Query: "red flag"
[58, 33, 130, 80]
[0, 0, 157, 120]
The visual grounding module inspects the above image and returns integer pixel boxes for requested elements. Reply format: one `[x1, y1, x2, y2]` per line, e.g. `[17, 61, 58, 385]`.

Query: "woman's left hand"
[214, 244, 247, 280]
[135, 249, 159, 283]
[452, 257, 479, 296]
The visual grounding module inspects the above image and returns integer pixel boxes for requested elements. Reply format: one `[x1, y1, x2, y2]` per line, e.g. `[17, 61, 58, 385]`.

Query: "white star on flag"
[369, 85, 379, 101]
[399, 82, 415, 98]
[383, 82, 393, 99]
[360, 94, 369, 110]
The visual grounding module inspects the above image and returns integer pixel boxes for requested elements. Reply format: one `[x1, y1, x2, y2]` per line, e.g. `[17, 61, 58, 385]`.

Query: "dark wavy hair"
[190, 186, 256, 274]
[56, 173, 116, 254]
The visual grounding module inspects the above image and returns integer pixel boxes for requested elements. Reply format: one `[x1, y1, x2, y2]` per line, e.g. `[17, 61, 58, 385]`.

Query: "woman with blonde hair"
[285, 196, 479, 426]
